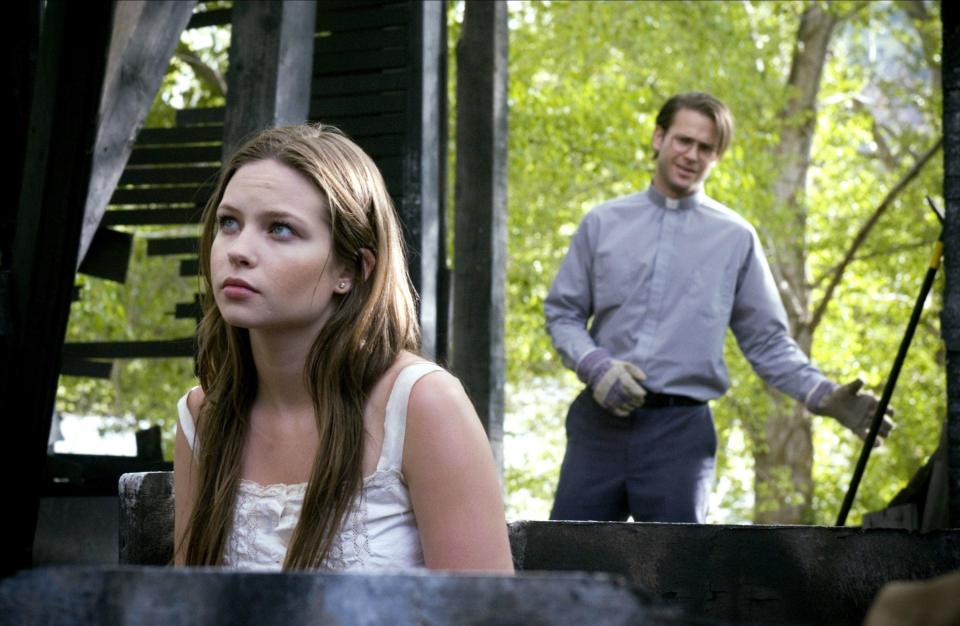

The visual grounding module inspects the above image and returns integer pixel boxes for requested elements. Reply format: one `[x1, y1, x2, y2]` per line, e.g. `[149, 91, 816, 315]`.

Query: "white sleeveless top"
[177, 363, 442, 571]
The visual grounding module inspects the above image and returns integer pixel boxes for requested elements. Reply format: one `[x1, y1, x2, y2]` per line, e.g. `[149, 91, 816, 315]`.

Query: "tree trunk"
[753, 5, 837, 524]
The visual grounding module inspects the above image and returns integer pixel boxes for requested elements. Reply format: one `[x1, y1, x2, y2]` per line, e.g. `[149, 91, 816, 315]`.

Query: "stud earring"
[338, 281, 347, 290]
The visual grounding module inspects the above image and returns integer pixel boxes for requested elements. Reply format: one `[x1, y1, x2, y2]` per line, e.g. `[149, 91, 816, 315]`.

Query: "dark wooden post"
[222, 0, 317, 159]
[452, 1, 508, 471]
[4, 0, 114, 575]
[405, 0, 447, 361]
[308, 1, 448, 361]
[77, 1, 196, 267]
[942, 3, 960, 527]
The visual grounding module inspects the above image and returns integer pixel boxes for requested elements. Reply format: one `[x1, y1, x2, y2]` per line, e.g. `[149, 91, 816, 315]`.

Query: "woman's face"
[210, 159, 351, 337]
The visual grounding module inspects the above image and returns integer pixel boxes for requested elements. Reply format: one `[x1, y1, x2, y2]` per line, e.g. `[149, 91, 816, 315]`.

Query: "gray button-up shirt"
[545, 185, 828, 403]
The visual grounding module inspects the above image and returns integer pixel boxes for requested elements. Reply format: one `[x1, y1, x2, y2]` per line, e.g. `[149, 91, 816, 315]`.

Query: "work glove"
[576, 348, 646, 417]
[807, 379, 895, 443]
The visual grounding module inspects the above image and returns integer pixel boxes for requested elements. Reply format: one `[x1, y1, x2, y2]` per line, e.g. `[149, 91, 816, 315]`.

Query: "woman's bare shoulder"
[185, 386, 205, 420]
[405, 366, 474, 438]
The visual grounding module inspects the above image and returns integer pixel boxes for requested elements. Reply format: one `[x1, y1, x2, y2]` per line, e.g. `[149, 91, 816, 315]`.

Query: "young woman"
[174, 124, 513, 572]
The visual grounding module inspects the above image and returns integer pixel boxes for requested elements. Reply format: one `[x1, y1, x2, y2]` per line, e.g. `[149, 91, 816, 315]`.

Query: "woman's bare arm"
[403, 371, 514, 572]
[173, 387, 203, 566]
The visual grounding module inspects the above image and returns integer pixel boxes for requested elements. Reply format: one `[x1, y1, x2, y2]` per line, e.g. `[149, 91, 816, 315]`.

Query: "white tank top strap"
[177, 386, 201, 455]
[377, 362, 444, 472]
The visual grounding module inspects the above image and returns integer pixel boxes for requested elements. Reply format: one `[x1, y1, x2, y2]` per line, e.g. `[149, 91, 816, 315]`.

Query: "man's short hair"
[655, 92, 734, 158]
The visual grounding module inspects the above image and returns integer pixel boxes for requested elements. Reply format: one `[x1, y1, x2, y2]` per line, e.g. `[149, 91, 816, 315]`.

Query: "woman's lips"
[221, 278, 258, 299]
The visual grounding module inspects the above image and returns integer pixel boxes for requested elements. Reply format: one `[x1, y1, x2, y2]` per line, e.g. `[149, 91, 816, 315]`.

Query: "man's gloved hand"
[577, 348, 647, 417]
[807, 379, 895, 443]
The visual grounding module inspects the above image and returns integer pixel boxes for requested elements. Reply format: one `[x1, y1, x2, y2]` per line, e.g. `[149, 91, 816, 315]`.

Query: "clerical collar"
[646, 185, 702, 211]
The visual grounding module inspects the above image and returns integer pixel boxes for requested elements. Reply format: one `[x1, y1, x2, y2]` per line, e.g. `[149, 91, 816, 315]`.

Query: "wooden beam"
[62, 338, 195, 359]
[452, 0, 508, 471]
[7, 1, 42, 274]
[77, 226, 133, 283]
[4, 0, 115, 576]
[403, 0, 446, 361]
[941, 2, 960, 527]
[101, 208, 203, 227]
[221, 0, 317, 159]
[77, 1, 197, 268]
[59, 357, 113, 379]
[136, 125, 223, 145]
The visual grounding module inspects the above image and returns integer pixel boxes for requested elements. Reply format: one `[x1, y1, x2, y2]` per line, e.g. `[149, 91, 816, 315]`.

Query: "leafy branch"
[808, 136, 942, 333]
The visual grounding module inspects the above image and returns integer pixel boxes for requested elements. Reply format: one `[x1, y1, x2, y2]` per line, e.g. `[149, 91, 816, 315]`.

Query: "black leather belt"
[642, 392, 706, 408]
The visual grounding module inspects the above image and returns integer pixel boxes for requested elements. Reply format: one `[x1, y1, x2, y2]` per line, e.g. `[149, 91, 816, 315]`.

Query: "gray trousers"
[550, 390, 717, 523]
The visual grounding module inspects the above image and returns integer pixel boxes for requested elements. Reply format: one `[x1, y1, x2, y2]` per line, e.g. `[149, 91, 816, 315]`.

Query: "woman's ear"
[359, 248, 376, 281]
[333, 250, 375, 294]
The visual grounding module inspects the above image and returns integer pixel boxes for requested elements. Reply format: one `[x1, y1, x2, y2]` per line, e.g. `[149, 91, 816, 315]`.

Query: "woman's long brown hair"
[182, 124, 420, 569]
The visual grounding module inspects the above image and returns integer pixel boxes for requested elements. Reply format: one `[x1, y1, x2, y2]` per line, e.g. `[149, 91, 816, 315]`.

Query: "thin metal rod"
[836, 228, 944, 526]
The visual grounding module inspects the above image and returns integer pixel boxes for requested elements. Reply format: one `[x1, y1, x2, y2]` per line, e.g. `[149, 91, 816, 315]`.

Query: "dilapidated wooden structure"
[6, 0, 508, 574]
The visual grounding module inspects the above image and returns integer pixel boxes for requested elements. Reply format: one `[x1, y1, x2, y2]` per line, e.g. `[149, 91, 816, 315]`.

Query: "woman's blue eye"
[217, 215, 239, 233]
[270, 222, 295, 239]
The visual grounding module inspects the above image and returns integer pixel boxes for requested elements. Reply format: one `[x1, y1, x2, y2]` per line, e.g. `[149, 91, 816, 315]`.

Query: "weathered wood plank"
[146, 238, 198, 256]
[314, 49, 408, 73]
[310, 112, 405, 136]
[311, 92, 405, 116]
[175, 107, 225, 126]
[5, 0, 114, 576]
[175, 296, 202, 320]
[375, 157, 402, 186]
[77, 227, 132, 283]
[353, 134, 404, 157]
[316, 4, 408, 31]
[118, 165, 220, 186]
[179, 258, 200, 277]
[451, 0, 508, 470]
[61, 338, 195, 359]
[312, 70, 408, 97]
[313, 27, 406, 54]
[110, 186, 212, 206]
[222, 1, 316, 159]
[942, 2, 960, 527]
[401, 0, 446, 361]
[316, 0, 405, 12]
[59, 357, 113, 379]
[101, 208, 203, 226]
[79, 1, 196, 267]
[136, 125, 223, 145]
[127, 145, 221, 166]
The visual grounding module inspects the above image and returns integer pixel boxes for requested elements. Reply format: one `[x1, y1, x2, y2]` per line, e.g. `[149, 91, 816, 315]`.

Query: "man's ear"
[652, 125, 665, 153]
[359, 248, 375, 281]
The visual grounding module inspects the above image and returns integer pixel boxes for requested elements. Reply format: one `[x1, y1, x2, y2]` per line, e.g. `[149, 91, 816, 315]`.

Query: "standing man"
[544, 92, 893, 523]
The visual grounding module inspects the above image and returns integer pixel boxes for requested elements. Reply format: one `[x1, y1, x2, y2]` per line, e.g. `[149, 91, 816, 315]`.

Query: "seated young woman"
[173, 124, 513, 572]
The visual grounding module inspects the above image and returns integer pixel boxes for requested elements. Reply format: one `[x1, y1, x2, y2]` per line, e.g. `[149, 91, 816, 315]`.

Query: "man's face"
[651, 108, 720, 198]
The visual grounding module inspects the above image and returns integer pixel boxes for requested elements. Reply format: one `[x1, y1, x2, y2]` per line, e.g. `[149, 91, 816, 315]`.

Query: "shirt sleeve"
[729, 228, 831, 402]
[544, 214, 601, 371]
